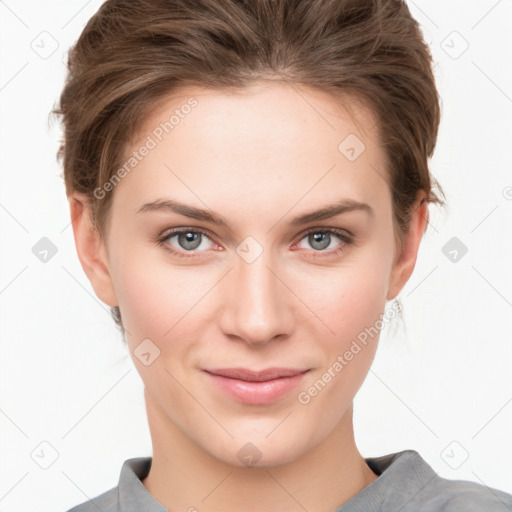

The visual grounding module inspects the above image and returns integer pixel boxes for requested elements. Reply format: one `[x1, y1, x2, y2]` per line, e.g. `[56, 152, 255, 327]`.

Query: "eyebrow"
[136, 198, 374, 227]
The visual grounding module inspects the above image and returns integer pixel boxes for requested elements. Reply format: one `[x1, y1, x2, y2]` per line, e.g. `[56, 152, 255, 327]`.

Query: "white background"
[1, 1, 511, 511]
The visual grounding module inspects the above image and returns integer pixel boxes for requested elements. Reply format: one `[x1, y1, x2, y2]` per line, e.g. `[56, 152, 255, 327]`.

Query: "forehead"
[114, 82, 390, 215]
[132, 81, 379, 154]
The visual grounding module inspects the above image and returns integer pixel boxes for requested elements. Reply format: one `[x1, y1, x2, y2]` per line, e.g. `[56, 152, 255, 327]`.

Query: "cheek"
[296, 262, 389, 415]
[110, 240, 218, 355]
[302, 247, 392, 343]
[107, 240, 179, 339]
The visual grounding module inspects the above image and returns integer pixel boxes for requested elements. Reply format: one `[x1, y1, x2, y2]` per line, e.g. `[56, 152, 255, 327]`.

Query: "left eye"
[296, 229, 349, 252]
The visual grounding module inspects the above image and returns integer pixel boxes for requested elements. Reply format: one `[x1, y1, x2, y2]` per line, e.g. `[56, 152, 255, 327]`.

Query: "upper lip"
[203, 367, 310, 382]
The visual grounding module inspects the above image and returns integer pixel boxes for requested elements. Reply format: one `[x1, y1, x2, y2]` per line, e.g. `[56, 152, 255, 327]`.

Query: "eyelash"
[155, 227, 354, 259]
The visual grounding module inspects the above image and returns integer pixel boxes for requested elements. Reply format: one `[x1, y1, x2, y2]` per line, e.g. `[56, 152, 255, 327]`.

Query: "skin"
[69, 81, 428, 512]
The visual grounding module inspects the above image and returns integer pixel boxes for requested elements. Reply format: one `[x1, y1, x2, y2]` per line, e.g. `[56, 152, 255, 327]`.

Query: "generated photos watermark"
[93, 96, 198, 200]
[297, 299, 402, 405]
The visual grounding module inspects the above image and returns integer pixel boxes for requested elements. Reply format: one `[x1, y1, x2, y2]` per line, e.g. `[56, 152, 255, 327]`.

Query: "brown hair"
[51, 0, 446, 337]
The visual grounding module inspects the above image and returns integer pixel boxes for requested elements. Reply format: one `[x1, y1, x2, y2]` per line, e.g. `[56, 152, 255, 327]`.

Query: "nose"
[218, 244, 295, 347]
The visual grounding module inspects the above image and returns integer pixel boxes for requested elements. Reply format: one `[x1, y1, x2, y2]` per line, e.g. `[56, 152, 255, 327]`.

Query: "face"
[73, 82, 425, 468]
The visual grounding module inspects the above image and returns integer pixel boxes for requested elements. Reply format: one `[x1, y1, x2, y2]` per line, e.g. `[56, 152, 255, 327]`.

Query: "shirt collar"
[337, 450, 438, 511]
[116, 450, 436, 512]
[118, 457, 168, 511]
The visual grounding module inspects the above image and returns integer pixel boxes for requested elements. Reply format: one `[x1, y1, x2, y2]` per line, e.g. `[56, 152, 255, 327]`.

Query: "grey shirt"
[65, 450, 512, 511]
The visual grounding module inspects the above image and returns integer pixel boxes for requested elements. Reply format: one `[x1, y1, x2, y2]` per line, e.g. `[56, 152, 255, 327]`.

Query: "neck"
[142, 394, 378, 512]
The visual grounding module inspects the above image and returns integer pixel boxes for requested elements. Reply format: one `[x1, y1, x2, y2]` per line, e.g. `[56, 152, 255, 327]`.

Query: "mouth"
[202, 367, 311, 405]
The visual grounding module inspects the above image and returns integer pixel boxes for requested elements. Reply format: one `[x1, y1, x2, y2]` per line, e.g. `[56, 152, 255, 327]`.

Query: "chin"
[204, 428, 312, 469]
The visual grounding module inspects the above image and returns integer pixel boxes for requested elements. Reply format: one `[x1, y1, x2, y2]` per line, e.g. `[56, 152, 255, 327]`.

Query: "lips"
[202, 367, 311, 405]
[203, 367, 309, 381]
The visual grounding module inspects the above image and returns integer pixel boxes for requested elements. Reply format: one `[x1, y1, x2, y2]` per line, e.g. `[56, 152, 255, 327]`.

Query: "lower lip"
[203, 370, 310, 405]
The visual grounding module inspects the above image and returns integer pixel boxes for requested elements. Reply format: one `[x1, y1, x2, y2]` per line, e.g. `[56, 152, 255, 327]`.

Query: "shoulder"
[363, 450, 512, 512]
[374, 450, 512, 512]
[62, 456, 153, 512]
[63, 486, 118, 512]
[418, 474, 512, 511]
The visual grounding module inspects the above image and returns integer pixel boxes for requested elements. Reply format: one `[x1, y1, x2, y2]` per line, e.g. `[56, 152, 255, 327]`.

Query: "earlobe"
[68, 193, 118, 307]
[386, 193, 429, 301]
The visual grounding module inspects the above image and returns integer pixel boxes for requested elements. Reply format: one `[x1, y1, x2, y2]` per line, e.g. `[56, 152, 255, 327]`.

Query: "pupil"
[311, 232, 330, 250]
[179, 232, 201, 250]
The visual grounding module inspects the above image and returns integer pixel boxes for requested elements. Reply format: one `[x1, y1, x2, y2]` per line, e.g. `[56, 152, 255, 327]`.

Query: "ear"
[387, 191, 429, 301]
[68, 192, 118, 307]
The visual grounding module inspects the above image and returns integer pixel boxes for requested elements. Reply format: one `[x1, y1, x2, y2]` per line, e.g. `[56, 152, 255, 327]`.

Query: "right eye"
[156, 228, 219, 258]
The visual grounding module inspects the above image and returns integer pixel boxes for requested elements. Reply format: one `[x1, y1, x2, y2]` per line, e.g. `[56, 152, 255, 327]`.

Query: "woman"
[53, 0, 512, 510]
